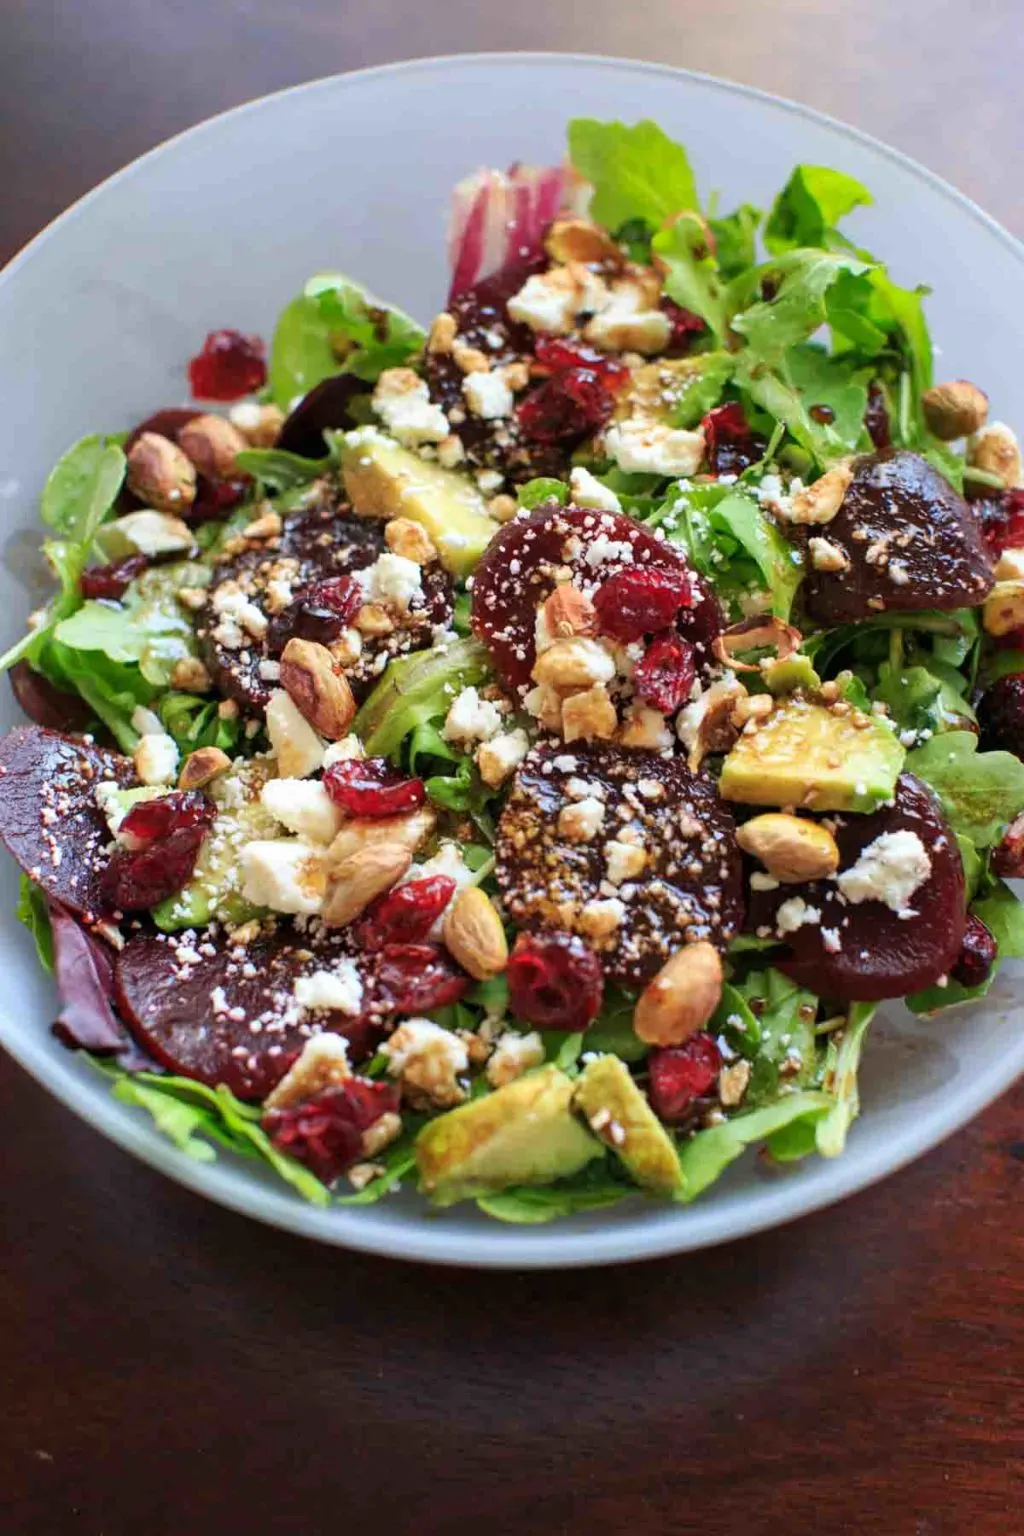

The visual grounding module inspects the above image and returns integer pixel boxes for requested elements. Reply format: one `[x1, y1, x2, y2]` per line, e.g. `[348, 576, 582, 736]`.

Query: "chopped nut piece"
[383, 1017, 468, 1109]
[279, 638, 357, 741]
[322, 843, 412, 928]
[452, 339, 491, 374]
[242, 509, 283, 541]
[562, 684, 617, 743]
[485, 1030, 545, 1088]
[737, 813, 840, 883]
[545, 215, 623, 265]
[783, 461, 854, 525]
[384, 517, 438, 565]
[218, 698, 240, 721]
[426, 311, 457, 354]
[718, 1059, 751, 1108]
[126, 432, 197, 513]
[532, 636, 616, 691]
[967, 422, 1023, 489]
[523, 683, 565, 733]
[542, 584, 598, 640]
[178, 413, 248, 478]
[327, 805, 436, 865]
[808, 536, 851, 573]
[487, 493, 519, 523]
[169, 656, 213, 693]
[353, 603, 395, 637]
[634, 942, 723, 1046]
[361, 1111, 402, 1159]
[618, 704, 673, 751]
[178, 745, 231, 790]
[476, 728, 530, 788]
[176, 585, 208, 612]
[229, 401, 285, 448]
[443, 886, 509, 979]
[921, 379, 989, 440]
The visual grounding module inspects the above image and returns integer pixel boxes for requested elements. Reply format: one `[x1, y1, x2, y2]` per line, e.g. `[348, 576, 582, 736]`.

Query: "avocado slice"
[152, 756, 279, 931]
[340, 427, 497, 578]
[613, 352, 733, 431]
[415, 1065, 602, 1207]
[573, 1055, 683, 1198]
[719, 692, 904, 813]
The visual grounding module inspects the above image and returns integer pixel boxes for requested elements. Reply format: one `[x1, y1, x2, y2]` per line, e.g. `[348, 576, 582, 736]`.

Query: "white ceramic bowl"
[1, 54, 1022, 1268]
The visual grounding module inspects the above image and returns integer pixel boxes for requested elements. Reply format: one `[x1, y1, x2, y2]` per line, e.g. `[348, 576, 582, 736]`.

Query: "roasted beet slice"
[495, 739, 744, 986]
[471, 502, 721, 693]
[9, 661, 96, 734]
[200, 492, 454, 710]
[802, 450, 994, 625]
[114, 923, 386, 1100]
[0, 727, 134, 920]
[277, 373, 373, 458]
[747, 773, 965, 1001]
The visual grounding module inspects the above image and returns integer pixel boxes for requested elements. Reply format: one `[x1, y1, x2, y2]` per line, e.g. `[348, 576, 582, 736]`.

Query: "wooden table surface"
[2, 4, 1023, 1532]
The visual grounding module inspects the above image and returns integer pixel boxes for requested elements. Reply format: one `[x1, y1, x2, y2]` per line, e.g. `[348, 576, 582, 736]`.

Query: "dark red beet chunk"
[471, 502, 722, 692]
[802, 450, 994, 625]
[593, 566, 692, 644]
[278, 373, 372, 458]
[748, 773, 966, 1002]
[648, 1035, 722, 1123]
[506, 931, 604, 1031]
[263, 1079, 399, 1185]
[374, 943, 469, 1013]
[0, 727, 134, 920]
[9, 661, 96, 735]
[188, 329, 267, 401]
[496, 740, 745, 987]
[114, 925, 384, 1100]
[354, 876, 456, 951]
[951, 914, 997, 988]
[323, 759, 425, 818]
[977, 674, 1024, 759]
[80, 553, 150, 601]
[632, 635, 696, 713]
[701, 402, 766, 475]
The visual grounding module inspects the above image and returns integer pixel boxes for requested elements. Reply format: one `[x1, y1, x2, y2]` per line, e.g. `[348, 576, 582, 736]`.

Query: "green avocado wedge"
[573, 1055, 683, 1197]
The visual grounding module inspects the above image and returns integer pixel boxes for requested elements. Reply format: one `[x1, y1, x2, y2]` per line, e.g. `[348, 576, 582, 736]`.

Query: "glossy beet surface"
[9, 662, 97, 735]
[471, 502, 722, 691]
[114, 926, 382, 1100]
[0, 727, 134, 919]
[802, 450, 994, 625]
[202, 496, 454, 709]
[977, 673, 1024, 759]
[506, 931, 604, 1031]
[496, 740, 744, 987]
[951, 914, 997, 988]
[748, 773, 965, 1001]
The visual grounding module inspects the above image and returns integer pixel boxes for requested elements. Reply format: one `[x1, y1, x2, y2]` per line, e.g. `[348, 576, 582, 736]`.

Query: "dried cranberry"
[375, 943, 469, 1013]
[266, 574, 363, 653]
[593, 566, 693, 643]
[951, 914, 998, 988]
[323, 759, 425, 818]
[355, 876, 456, 951]
[661, 298, 706, 354]
[262, 1078, 400, 1185]
[977, 673, 1024, 759]
[118, 790, 215, 850]
[701, 402, 765, 475]
[633, 635, 696, 714]
[506, 931, 603, 1031]
[864, 382, 891, 450]
[190, 476, 250, 523]
[517, 371, 618, 444]
[533, 336, 629, 388]
[80, 554, 150, 601]
[100, 790, 216, 912]
[647, 1035, 723, 1123]
[975, 488, 1024, 552]
[188, 329, 267, 401]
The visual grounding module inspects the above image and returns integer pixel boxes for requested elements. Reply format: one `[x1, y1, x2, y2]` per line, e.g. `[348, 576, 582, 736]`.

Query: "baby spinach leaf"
[268, 273, 423, 410]
[765, 165, 872, 255]
[906, 731, 1024, 848]
[568, 118, 699, 232]
[17, 875, 54, 973]
[973, 880, 1024, 960]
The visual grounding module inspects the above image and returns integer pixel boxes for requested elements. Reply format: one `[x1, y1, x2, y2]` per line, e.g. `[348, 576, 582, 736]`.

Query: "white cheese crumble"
[603, 422, 705, 477]
[834, 830, 932, 916]
[569, 466, 622, 513]
[485, 1030, 545, 1088]
[476, 728, 530, 788]
[293, 959, 364, 1016]
[442, 685, 504, 748]
[371, 368, 449, 446]
[114, 510, 193, 557]
[506, 265, 608, 335]
[239, 839, 327, 915]
[462, 370, 514, 420]
[355, 552, 424, 613]
[776, 897, 822, 934]
[260, 778, 343, 844]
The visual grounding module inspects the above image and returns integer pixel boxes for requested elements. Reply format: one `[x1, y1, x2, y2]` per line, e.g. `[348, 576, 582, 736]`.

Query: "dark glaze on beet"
[114, 924, 384, 1099]
[201, 496, 454, 710]
[471, 501, 722, 693]
[0, 726, 133, 920]
[802, 449, 994, 625]
[495, 739, 744, 986]
[747, 773, 965, 1001]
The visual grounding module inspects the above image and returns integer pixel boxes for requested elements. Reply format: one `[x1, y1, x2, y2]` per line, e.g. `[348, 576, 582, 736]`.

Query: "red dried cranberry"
[633, 635, 696, 714]
[118, 790, 215, 850]
[661, 298, 706, 354]
[593, 566, 693, 643]
[355, 875, 457, 951]
[80, 554, 150, 601]
[188, 329, 267, 401]
[951, 914, 998, 988]
[506, 931, 603, 1031]
[190, 476, 251, 523]
[533, 336, 629, 388]
[100, 790, 216, 912]
[701, 402, 765, 475]
[647, 1034, 723, 1123]
[323, 759, 426, 818]
[265, 575, 363, 653]
[262, 1078, 400, 1185]
[517, 371, 616, 444]
[977, 673, 1024, 759]
[376, 943, 469, 1013]
[975, 488, 1024, 551]
[864, 382, 891, 450]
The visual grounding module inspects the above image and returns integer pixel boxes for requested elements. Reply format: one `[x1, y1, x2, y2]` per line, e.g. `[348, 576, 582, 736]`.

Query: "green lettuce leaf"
[664, 352, 734, 429]
[906, 731, 1024, 848]
[354, 637, 491, 759]
[815, 1003, 877, 1157]
[675, 1091, 833, 1202]
[476, 1159, 634, 1224]
[708, 203, 762, 279]
[158, 691, 243, 757]
[650, 213, 729, 341]
[568, 118, 698, 232]
[764, 165, 872, 254]
[730, 249, 871, 362]
[656, 483, 803, 620]
[17, 875, 54, 973]
[268, 273, 423, 409]
[780, 344, 870, 450]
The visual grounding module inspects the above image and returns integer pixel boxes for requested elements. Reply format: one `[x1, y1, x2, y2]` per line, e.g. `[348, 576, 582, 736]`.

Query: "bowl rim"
[2, 50, 1022, 1269]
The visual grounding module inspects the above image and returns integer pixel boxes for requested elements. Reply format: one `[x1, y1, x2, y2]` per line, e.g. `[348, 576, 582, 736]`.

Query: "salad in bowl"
[3, 116, 1024, 1225]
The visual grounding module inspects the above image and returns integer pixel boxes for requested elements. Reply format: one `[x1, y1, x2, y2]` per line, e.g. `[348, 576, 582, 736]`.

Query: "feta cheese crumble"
[834, 830, 932, 916]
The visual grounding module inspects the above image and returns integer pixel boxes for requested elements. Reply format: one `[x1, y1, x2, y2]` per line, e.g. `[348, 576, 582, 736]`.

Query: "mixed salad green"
[3, 116, 1024, 1224]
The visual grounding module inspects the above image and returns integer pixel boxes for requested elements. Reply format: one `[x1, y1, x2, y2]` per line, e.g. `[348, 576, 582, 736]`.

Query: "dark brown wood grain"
[1, 4, 1023, 1533]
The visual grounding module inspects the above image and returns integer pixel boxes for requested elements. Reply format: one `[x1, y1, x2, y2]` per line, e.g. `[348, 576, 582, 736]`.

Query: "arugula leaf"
[906, 731, 1024, 847]
[657, 483, 803, 620]
[664, 352, 734, 429]
[518, 477, 568, 510]
[476, 1159, 634, 1224]
[765, 165, 872, 254]
[974, 881, 1024, 960]
[158, 691, 243, 757]
[736, 968, 821, 1104]
[708, 203, 762, 279]
[873, 659, 974, 736]
[650, 213, 729, 341]
[781, 344, 870, 450]
[586, 989, 648, 1062]
[675, 1091, 833, 1202]
[815, 1003, 877, 1157]
[112, 1078, 218, 1162]
[730, 250, 870, 362]
[354, 637, 491, 759]
[568, 118, 698, 232]
[268, 273, 423, 410]
[17, 875, 54, 973]
[234, 447, 330, 492]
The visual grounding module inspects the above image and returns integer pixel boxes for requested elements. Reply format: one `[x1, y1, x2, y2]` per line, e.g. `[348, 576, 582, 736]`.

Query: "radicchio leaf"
[49, 901, 151, 1068]
[447, 162, 588, 299]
